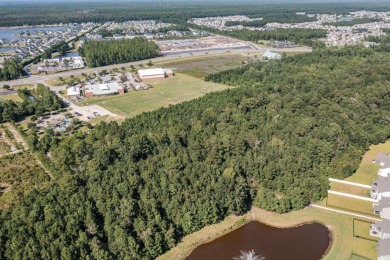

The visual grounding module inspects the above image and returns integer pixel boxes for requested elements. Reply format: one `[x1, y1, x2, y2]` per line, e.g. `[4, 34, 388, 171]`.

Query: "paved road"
[0, 45, 264, 86]
[311, 204, 381, 222]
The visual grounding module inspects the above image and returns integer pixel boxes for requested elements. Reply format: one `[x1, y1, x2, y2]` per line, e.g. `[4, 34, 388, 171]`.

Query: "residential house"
[371, 179, 390, 200]
[371, 219, 390, 239]
[374, 197, 390, 219]
[113, 34, 123, 40]
[374, 153, 390, 179]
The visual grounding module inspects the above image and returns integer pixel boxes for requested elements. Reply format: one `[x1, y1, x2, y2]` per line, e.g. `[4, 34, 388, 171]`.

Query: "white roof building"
[67, 86, 80, 97]
[138, 68, 166, 80]
[85, 82, 124, 96]
[263, 50, 282, 60]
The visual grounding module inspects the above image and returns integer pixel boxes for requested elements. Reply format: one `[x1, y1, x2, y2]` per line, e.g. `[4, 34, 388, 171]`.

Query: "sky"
[1, 0, 390, 3]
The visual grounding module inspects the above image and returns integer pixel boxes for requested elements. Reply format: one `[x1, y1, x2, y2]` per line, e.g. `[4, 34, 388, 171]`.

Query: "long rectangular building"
[138, 68, 166, 80]
[85, 82, 124, 98]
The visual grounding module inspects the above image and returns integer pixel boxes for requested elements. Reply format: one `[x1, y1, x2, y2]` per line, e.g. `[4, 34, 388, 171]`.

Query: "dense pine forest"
[211, 28, 327, 46]
[79, 38, 161, 68]
[1, 2, 390, 26]
[0, 46, 388, 258]
[0, 84, 62, 123]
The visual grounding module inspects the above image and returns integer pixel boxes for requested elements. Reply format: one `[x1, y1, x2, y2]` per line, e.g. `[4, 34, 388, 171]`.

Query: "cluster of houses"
[0, 23, 95, 62]
[83, 29, 208, 43]
[43, 56, 84, 68]
[370, 153, 390, 260]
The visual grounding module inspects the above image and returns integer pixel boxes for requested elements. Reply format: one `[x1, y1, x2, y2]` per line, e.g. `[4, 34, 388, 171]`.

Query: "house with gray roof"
[374, 153, 390, 179]
[371, 179, 390, 200]
[370, 219, 390, 239]
[378, 238, 390, 260]
[374, 197, 390, 219]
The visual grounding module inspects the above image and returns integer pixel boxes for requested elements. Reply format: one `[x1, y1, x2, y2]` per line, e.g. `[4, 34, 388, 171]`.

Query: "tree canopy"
[79, 38, 161, 68]
[0, 46, 389, 259]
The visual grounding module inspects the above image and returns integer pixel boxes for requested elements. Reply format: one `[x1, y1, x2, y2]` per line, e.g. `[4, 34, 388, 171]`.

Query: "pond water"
[0, 26, 67, 41]
[0, 47, 14, 52]
[59, 51, 79, 58]
[186, 221, 331, 260]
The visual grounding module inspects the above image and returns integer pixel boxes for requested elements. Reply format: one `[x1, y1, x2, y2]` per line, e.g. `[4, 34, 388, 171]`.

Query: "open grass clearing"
[46, 75, 86, 86]
[330, 182, 370, 197]
[155, 53, 246, 79]
[0, 152, 50, 209]
[345, 141, 390, 185]
[353, 219, 379, 242]
[326, 193, 374, 215]
[0, 140, 11, 155]
[11, 83, 35, 89]
[78, 73, 233, 118]
[0, 93, 23, 102]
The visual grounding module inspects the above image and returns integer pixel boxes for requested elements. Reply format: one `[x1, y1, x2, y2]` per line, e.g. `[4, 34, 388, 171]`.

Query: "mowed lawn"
[0, 93, 23, 102]
[346, 141, 390, 185]
[155, 53, 246, 79]
[330, 182, 370, 197]
[78, 73, 233, 118]
[326, 193, 374, 215]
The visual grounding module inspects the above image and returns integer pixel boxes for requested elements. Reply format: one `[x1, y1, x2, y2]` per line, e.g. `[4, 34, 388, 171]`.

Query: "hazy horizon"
[1, 0, 390, 4]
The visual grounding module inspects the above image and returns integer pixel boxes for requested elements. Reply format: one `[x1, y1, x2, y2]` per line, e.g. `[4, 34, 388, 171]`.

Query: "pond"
[0, 26, 67, 41]
[58, 51, 79, 58]
[186, 221, 331, 260]
[0, 47, 14, 52]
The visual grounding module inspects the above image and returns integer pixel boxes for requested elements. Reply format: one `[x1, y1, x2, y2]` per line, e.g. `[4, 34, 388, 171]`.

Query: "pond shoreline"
[157, 205, 336, 260]
[184, 207, 333, 260]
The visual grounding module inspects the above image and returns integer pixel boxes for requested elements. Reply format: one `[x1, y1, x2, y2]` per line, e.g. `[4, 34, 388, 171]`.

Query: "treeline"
[156, 24, 191, 33]
[79, 38, 161, 67]
[95, 28, 124, 38]
[0, 46, 389, 259]
[225, 20, 267, 28]
[214, 28, 327, 46]
[323, 18, 381, 27]
[1, 2, 390, 26]
[0, 59, 26, 81]
[41, 41, 70, 59]
[0, 84, 62, 122]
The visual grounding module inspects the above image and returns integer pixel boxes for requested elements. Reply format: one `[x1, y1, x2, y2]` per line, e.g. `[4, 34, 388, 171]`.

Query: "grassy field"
[326, 193, 374, 215]
[0, 152, 50, 209]
[11, 83, 35, 89]
[159, 141, 390, 260]
[155, 53, 246, 79]
[78, 73, 233, 118]
[0, 93, 23, 102]
[345, 141, 390, 185]
[330, 182, 370, 197]
[354, 219, 379, 242]
[46, 75, 86, 86]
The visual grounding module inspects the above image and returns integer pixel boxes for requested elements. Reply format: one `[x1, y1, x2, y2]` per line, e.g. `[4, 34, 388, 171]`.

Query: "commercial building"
[67, 86, 81, 99]
[138, 68, 169, 80]
[263, 50, 282, 60]
[84, 82, 124, 98]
